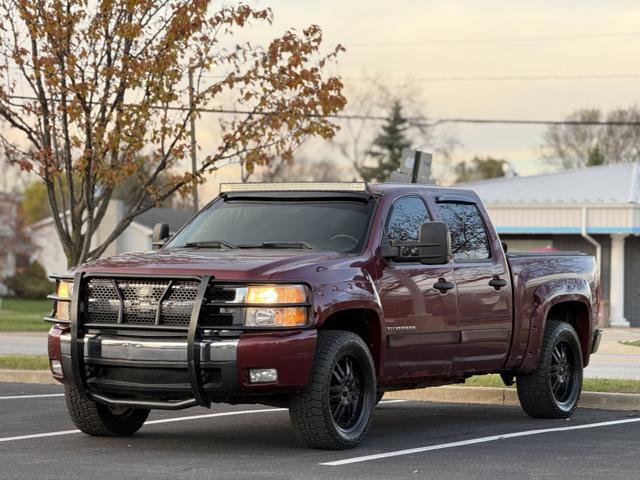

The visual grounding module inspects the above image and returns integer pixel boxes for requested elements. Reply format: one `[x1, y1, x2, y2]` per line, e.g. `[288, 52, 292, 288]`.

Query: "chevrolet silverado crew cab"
[46, 182, 601, 449]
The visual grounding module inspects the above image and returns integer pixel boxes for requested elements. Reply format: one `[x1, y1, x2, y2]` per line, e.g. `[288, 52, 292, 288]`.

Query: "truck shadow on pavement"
[87, 402, 613, 456]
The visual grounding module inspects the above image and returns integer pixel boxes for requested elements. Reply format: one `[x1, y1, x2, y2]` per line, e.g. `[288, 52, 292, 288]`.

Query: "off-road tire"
[64, 385, 150, 436]
[516, 321, 583, 419]
[289, 330, 376, 449]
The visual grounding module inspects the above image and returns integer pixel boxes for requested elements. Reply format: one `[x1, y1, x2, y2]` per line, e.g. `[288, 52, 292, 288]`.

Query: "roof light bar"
[219, 182, 368, 193]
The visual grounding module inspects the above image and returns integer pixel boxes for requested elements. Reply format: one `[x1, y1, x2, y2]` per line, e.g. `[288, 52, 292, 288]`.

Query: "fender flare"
[313, 281, 386, 377]
[517, 278, 593, 373]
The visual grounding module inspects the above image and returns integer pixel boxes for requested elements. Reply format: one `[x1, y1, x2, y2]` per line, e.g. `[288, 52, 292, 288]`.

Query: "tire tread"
[64, 385, 149, 436]
[516, 321, 583, 419]
[289, 330, 375, 450]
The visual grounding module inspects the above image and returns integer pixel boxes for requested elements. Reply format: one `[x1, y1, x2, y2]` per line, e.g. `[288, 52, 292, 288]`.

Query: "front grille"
[85, 278, 199, 327]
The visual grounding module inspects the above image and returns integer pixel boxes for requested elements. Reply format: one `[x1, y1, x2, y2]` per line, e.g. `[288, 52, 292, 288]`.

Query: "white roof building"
[461, 163, 640, 328]
[28, 201, 193, 277]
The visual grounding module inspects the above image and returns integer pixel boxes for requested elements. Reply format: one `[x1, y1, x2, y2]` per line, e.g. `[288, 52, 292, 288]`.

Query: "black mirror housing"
[152, 223, 170, 249]
[418, 221, 450, 264]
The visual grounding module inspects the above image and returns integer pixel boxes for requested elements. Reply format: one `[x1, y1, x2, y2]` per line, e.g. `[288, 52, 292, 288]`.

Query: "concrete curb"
[1, 371, 638, 411]
[385, 386, 640, 411]
[0, 369, 58, 385]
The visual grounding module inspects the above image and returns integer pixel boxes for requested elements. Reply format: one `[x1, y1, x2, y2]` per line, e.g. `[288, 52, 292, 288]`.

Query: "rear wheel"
[289, 331, 376, 449]
[64, 385, 150, 436]
[516, 321, 583, 418]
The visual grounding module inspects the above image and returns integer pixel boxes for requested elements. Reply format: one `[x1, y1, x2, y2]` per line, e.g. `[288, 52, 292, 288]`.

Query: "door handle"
[489, 276, 508, 290]
[433, 278, 455, 293]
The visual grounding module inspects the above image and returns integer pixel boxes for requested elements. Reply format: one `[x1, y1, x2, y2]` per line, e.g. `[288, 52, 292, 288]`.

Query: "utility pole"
[188, 69, 199, 212]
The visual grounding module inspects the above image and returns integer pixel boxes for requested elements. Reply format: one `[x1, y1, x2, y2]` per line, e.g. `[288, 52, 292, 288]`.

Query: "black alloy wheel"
[550, 341, 577, 405]
[329, 355, 365, 431]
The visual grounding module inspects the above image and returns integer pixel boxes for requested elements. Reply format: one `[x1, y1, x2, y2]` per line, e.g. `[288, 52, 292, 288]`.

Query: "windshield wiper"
[183, 240, 238, 249]
[239, 241, 312, 249]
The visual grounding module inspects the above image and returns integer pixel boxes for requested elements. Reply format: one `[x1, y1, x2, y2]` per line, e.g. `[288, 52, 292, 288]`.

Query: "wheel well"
[546, 301, 591, 365]
[320, 309, 382, 376]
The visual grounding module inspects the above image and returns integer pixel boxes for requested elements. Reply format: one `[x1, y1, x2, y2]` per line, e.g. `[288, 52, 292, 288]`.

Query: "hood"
[78, 247, 351, 280]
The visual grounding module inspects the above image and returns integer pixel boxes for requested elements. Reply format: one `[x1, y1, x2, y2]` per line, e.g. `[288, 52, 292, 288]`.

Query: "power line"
[348, 31, 640, 47]
[6, 94, 640, 127]
[8, 65, 640, 84]
[343, 73, 640, 83]
[195, 72, 640, 83]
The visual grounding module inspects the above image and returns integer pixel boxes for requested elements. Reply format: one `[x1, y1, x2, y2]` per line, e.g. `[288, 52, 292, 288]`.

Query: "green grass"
[464, 374, 640, 394]
[0, 355, 49, 370]
[0, 298, 51, 332]
[622, 340, 640, 347]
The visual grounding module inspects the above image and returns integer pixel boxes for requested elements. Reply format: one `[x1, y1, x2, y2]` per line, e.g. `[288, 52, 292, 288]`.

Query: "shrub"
[5, 261, 53, 299]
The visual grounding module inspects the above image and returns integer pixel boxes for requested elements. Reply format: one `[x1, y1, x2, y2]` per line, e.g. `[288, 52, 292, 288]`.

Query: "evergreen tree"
[586, 145, 605, 166]
[359, 101, 411, 182]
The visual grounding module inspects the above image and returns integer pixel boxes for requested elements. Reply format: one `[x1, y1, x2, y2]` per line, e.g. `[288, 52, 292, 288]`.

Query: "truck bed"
[505, 251, 599, 370]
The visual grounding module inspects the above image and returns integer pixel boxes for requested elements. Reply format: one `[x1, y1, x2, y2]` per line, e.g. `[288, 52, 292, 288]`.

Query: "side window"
[436, 203, 491, 261]
[385, 196, 430, 258]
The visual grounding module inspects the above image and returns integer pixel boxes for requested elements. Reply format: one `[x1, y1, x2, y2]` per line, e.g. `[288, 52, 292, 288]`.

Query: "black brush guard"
[68, 271, 213, 410]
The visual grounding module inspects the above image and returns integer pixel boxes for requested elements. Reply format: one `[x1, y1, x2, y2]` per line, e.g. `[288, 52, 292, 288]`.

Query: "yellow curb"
[385, 386, 640, 411]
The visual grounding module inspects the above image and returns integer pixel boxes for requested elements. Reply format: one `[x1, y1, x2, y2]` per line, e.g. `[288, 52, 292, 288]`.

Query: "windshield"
[167, 198, 374, 253]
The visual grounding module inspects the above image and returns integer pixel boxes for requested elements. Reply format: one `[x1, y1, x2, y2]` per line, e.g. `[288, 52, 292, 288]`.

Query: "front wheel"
[64, 385, 150, 436]
[289, 331, 376, 449]
[516, 321, 583, 418]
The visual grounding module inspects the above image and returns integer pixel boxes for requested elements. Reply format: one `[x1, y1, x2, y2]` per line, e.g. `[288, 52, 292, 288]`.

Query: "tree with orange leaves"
[0, 1, 346, 266]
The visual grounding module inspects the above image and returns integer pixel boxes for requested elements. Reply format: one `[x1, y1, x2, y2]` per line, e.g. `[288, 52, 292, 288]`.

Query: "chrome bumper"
[59, 332, 238, 410]
[60, 333, 238, 364]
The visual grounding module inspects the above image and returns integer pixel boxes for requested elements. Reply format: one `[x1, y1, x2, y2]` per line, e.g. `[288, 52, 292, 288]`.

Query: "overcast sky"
[237, 0, 640, 177]
[6, 1, 640, 196]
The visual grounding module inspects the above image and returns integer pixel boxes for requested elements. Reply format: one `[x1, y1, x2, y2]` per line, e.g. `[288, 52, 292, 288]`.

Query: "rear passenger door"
[377, 196, 458, 380]
[435, 200, 513, 373]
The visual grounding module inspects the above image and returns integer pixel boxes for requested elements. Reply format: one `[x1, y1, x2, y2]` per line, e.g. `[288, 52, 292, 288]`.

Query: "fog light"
[249, 368, 278, 383]
[50, 360, 63, 376]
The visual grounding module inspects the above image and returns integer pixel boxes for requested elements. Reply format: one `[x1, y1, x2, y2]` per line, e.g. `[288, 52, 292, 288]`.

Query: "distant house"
[27, 200, 193, 277]
[460, 162, 640, 327]
[0, 192, 34, 295]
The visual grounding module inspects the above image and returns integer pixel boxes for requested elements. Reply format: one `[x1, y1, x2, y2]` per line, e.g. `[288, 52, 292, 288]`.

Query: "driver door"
[376, 195, 458, 380]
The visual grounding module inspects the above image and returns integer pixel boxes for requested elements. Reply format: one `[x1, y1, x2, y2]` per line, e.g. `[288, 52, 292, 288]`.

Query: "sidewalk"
[584, 328, 640, 380]
[0, 328, 639, 379]
[0, 332, 47, 355]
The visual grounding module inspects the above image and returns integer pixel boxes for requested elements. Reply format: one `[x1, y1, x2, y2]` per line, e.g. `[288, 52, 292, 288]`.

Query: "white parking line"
[0, 408, 286, 443]
[0, 398, 407, 444]
[378, 400, 407, 405]
[0, 393, 64, 400]
[320, 417, 640, 466]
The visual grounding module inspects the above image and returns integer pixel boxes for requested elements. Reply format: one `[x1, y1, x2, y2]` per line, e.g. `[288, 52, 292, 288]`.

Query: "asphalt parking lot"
[1, 382, 639, 480]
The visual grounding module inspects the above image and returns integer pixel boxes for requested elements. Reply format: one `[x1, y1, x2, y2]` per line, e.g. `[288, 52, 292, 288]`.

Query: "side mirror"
[418, 221, 450, 265]
[152, 223, 170, 250]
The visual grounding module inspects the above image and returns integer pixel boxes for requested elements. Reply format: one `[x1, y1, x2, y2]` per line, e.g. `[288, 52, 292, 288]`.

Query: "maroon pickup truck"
[46, 182, 601, 449]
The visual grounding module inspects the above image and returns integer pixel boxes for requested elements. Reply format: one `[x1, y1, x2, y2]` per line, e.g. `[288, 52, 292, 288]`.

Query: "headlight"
[244, 285, 307, 327]
[246, 285, 306, 304]
[56, 280, 73, 299]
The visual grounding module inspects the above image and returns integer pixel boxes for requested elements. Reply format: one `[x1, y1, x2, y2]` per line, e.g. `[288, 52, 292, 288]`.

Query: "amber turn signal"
[245, 285, 306, 305]
[56, 280, 73, 299]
